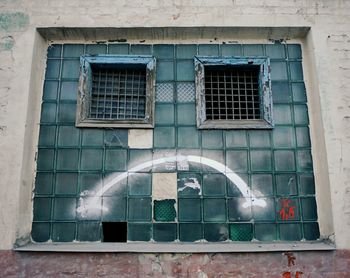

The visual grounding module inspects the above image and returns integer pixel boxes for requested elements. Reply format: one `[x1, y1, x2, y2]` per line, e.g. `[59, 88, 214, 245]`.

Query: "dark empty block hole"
[102, 222, 127, 242]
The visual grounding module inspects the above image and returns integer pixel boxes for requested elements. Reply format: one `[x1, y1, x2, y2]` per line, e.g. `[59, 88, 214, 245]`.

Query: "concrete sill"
[15, 241, 335, 253]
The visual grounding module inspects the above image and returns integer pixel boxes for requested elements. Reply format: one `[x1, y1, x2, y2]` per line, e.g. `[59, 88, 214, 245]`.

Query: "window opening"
[102, 222, 127, 242]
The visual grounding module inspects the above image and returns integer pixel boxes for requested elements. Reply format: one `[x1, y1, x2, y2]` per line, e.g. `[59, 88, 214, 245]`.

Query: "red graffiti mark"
[279, 199, 296, 220]
[283, 271, 303, 278]
[296, 272, 303, 278]
[283, 272, 291, 278]
[284, 252, 296, 267]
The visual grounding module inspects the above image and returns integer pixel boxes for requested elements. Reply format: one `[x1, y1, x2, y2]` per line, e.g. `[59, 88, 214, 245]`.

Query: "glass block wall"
[32, 43, 320, 242]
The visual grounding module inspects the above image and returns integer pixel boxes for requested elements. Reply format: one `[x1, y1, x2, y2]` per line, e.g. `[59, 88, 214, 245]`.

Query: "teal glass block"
[156, 82, 174, 103]
[288, 44, 302, 59]
[79, 173, 102, 195]
[33, 197, 52, 221]
[198, 44, 219, 56]
[78, 197, 101, 220]
[177, 172, 202, 197]
[104, 129, 128, 147]
[157, 61, 175, 82]
[178, 198, 201, 222]
[290, 62, 304, 81]
[202, 130, 223, 149]
[152, 149, 176, 172]
[243, 44, 264, 56]
[225, 130, 247, 148]
[155, 103, 175, 125]
[229, 224, 253, 241]
[227, 174, 248, 197]
[203, 198, 226, 222]
[45, 59, 60, 79]
[251, 174, 273, 197]
[275, 174, 297, 196]
[77, 221, 101, 241]
[58, 126, 80, 147]
[55, 173, 78, 195]
[279, 223, 302, 241]
[294, 104, 309, 125]
[41, 103, 57, 123]
[202, 150, 225, 173]
[60, 81, 78, 101]
[274, 150, 296, 171]
[103, 172, 127, 197]
[272, 82, 291, 103]
[177, 82, 195, 103]
[301, 197, 318, 221]
[105, 149, 127, 171]
[58, 103, 76, 123]
[52, 222, 75, 242]
[128, 223, 152, 241]
[292, 83, 307, 102]
[203, 174, 226, 196]
[299, 174, 315, 195]
[47, 44, 62, 58]
[228, 198, 252, 221]
[273, 104, 292, 125]
[177, 127, 200, 148]
[154, 199, 176, 221]
[252, 197, 275, 221]
[128, 149, 153, 171]
[38, 125, 56, 147]
[153, 223, 177, 242]
[85, 44, 107, 55]
[221, 44, 242, 56]
[176, 60, 195, 81]
[80, 149, 103, 171]
[226, 150, 248, 172]
[255, 224, 277, 241]
[102, 196, 126, 221]
[179, 223, 202, 242]
[53, 197, 76, 220]
[303, 222, 320, 240]
[177, 103, 196, 125]
[56, 149, 79, 171]
[176, 44, 197, 59]
[250, 150, 272, 171]
[204, 223, 228, 242]
[128, 173, 152, 196]
[62, 59, 80, 79]
[277, 198, 300, 221]
[273, 126, 295, 148]
[63, 44, 84, 58]
[266, 44, 286, 59]
[297, 150, 313, 171]
[35, 172, 53, 195]
[82, 129, 104, 146]
[177, 148, 202, 172]
[153, 44, 174, 59]
[43, 81, 59, 100]
[130, 44, 152, 55]
[108, 44, 129, 54]
[128, 197, 152, 221]
[249, 130, 271, 148]
[37, 149, 55, 171]
[270, 61, 288, 81]
[31, 222, 50, 242]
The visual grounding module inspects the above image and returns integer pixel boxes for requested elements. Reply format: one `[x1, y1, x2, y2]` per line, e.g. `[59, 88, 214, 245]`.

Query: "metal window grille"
[204, 65, 261, 120]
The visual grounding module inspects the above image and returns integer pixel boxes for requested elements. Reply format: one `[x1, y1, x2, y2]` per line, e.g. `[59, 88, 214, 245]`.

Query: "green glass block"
[128, 197, 151, 221]
[227, 174, 248, 197]
[47, 44, 62, 58]
[177, 172, 202, 197]
[104, 129, 128, 147]
[53, 197, 76, 220]
[288, 44, 302, 59]
[31, 222, 50, 242]
[128, 223, 152, 241]
[102, 196, 126, 221]
[63, 44, 84, 58]
[178, 198, 201, 222]
[60, 81, 78, 101]
[62, 59, 80, 79]
[275, 174, 297, 196]
[296, 127, 311, 147]
[128, 149, 153, 171]
[153, 44, 174, 59]
[153, 127, 175, 148]
[37, 149, 55, 171]
[255, 223, 277, 241]
[226, 150, 248, 172]
[33, 197, 52, 221]
[108, 44, 129, 54]
[303, 222, 320, 240]
[202, 150, 225, 172]
[56, 149, 79, 171]
[292, 83, 307, 102]
[203, 174, 226, 196]
[225, 130, 247, 148]
[273, 104, 292, 125]
[279, 223, 302, 241]
[103, 172, 127, 197]
[252, 197, 275, 221]
[250, 150, 272, 171]
[266, 44, 286, 59]
[251, 174, 273, 197]
[204, 223, 228, 242]
[177, 127, 200, 148]
[177, 103, 196, 125]
[272, 82, 291, 103]
[176, 45, 197, 59]
[298, 174, 315, 195]
[177, 148, 202, 172]
[294, 104, 309, 125]
[221, 44, 242, 56]
[297, 150, 313, 171]
[80, 149, 103, 171]
[156, 61, 174, 81]
[43, 81, 59, 100]
[270, 61, 288, 81]
[58, 103, 76, 123]
[41, 103, 57, 123]
[45, 59, 60, 79]
[38, 125, 56, 146]
[79, 173, 102, 195]
[154, 199, 176, 222]
[105, 149, 127, 171]
[274, 150, 296, 171]
[273, 126, 295, 148]
[82, 129, 104, 146]
[176, 60, 195, 81]
[301, 197, 318, 221]
[153, 223, 177, 242]
[228, 198, 252, 221]
[179, 223, 202, 242]
[77, 221, 101, 241]
[198, 44, 219, 56]
[203, 198, 226, 222]
[276, 197, 300, 221]
[229, 224, 253, 241]
[58, 126, 80, 147]
[77, 196, 102, 221]
[55, 173, 78, 195]
[290, 62, 304, 81]
[128, 173, 152, 196]
[152, 149, 176, 172]
[52, 222, 76, 242]
[202, 130, 223, 149]
[155, 104, 175, 125]
[249, 130, 271, 148]
[130, 44, 152, 55]
[35, 172, 54, 195]
[243, 44, 264, 56]
[85, 44, 107, 55]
